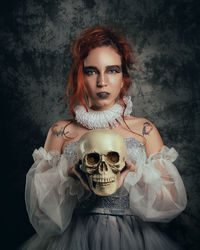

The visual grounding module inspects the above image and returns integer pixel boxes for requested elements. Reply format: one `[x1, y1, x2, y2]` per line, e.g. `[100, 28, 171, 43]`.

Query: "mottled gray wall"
[1, 0, 200, 249]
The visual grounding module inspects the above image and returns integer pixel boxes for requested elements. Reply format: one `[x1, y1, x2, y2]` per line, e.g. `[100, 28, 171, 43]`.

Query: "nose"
[98, 155, 108, 174]
[97, 72, 107, 87]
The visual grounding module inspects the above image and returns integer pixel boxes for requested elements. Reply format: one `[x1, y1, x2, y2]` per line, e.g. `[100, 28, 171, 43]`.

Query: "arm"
[44, 121, 69, 153]
[126, 119, 187, 222]
[143, 120, 180, 192]
[25, 121, 84, 238]
[142, 120, 164, 157]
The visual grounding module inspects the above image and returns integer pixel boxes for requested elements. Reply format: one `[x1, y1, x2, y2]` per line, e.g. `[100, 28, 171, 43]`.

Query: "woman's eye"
[107, 69, 118, 74]
[85, 70, 96, 75]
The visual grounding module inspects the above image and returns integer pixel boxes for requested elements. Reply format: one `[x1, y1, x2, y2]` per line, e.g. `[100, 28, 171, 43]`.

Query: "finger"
[117, 166, 130, 189]
[75, 160, 88, 182]
[118, 171, 128, 188]
[120, 163, 131, 175]
[118, 162, 135, 189]
[125, 160, 135, 172]
[73, 168, 90, 191]
[75, 160, 81, 171]
[120, 167, 130, 179]
[74, 171, 90, 191]
[74, 170, 89, 190]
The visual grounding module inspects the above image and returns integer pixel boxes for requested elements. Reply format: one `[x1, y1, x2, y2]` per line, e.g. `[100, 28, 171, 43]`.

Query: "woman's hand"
[68, 161, 90, 191]
[118, 160, 136, 188]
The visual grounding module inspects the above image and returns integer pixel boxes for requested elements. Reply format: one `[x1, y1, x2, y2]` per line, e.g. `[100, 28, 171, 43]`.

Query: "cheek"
[107, 74, 123, 86]
[84, 77, 96, 94]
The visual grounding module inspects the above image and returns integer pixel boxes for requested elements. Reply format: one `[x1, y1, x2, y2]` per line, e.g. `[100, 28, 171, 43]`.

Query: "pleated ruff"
[20, 213, 181, 250]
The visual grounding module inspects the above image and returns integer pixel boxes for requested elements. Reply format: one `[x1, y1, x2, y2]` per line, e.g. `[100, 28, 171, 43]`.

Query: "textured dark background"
[1, 0, 200, 249]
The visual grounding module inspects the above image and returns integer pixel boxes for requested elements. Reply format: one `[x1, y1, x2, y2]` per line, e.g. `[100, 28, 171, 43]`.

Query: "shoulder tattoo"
[142, 122, 153, 135]
[51, 123, 69, 137]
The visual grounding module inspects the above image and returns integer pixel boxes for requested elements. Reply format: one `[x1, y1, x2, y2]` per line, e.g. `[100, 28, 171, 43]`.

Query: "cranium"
[77, 129, 126, 196]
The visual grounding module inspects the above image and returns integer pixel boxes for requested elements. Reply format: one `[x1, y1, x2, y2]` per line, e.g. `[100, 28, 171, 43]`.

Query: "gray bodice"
[74, 187, 132, 215]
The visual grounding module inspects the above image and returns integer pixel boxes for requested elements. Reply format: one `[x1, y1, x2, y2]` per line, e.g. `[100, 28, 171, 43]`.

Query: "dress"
[20, 137, 187, 250]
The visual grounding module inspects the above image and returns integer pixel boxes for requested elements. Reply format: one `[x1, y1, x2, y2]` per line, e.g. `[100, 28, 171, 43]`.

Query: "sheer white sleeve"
[124, 145, 187, 222]
[25, 147, 85, 239]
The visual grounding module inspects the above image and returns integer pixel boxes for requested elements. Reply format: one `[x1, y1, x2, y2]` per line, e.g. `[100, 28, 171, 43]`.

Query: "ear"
[120, 81, 124, 89]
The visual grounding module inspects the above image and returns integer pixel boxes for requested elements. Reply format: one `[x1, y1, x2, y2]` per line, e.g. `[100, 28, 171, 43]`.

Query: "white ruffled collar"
[74, 96, 133, 129]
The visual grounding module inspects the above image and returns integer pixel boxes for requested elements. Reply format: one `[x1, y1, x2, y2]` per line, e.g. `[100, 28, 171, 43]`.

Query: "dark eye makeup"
[83, 67, 98, 75]
[83, 65, 122, 75]
[106, 65, 121, 73]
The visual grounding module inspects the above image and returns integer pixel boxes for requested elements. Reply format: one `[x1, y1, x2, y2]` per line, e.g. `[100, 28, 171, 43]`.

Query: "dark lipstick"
[96, 92, 110, 98]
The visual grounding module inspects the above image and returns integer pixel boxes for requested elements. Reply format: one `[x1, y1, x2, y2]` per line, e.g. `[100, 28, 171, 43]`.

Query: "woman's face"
[83, 46, 123, 111]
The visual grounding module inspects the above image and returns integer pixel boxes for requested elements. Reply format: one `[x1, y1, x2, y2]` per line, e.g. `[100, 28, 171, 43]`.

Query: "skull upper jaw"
[87, 172, 120, 196]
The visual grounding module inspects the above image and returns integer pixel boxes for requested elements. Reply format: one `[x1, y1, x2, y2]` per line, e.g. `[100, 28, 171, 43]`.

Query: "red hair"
[66, 25, 136, 116]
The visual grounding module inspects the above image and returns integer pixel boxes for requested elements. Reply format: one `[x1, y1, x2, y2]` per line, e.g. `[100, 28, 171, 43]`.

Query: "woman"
[21, 26, 187, 250]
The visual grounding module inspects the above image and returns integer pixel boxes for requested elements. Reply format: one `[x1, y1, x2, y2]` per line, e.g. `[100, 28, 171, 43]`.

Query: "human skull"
[77, 129, 126, 196]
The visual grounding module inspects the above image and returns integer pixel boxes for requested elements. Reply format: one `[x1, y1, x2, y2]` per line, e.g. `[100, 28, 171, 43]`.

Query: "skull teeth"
[92, 177, 115, 183]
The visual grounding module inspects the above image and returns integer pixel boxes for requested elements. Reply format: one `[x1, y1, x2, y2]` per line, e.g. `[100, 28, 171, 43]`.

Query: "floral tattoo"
[142, 122, 153, 135]
[51, 124, 69, 137]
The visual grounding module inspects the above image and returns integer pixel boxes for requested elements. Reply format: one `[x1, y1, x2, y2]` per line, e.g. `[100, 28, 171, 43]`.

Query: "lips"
[96, 92, 110, 98]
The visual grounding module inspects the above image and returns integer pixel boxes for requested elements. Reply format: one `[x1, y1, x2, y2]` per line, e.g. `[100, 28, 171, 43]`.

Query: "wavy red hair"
[66, 25, 136, 116]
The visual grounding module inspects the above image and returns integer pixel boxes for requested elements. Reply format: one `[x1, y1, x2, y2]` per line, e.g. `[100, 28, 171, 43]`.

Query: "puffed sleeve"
[124, 145, 187, 222]
[25, 147, 85, 239]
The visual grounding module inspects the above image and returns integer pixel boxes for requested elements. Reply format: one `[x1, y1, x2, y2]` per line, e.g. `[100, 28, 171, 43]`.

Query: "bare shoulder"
[44, 120, 77, 153]
[142, 118, 164, 156]
[125, 116, 164, 156]
[50, 120, 74, 137]
[124, 116, 149, 132]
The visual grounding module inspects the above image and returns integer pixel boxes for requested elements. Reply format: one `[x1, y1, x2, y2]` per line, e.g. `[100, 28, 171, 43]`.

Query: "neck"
[74, 96, 132, 130]
[90, 102, 116, 111]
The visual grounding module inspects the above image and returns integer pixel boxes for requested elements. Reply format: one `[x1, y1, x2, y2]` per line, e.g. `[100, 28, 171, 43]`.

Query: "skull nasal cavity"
[100, 162, 108, 172]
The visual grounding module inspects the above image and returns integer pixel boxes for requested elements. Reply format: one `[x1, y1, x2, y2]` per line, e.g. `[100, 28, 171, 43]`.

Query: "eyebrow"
[83, 65, 122, 71]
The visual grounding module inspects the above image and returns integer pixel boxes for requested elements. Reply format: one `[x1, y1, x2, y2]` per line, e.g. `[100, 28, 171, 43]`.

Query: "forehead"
[84, 46, 121, 66]
[77, 130, 126, 156]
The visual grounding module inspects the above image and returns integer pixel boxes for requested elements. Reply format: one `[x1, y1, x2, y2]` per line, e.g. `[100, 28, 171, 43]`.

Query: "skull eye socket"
[106, 152, 119, 163]
[86, 153, 100, 165]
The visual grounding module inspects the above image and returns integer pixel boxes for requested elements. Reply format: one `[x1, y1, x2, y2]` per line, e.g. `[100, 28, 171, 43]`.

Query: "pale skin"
[44, 46, 164, 191]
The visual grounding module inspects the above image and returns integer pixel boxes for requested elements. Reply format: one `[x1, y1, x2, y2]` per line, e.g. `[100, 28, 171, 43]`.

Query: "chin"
[91, 99, 116, 111]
